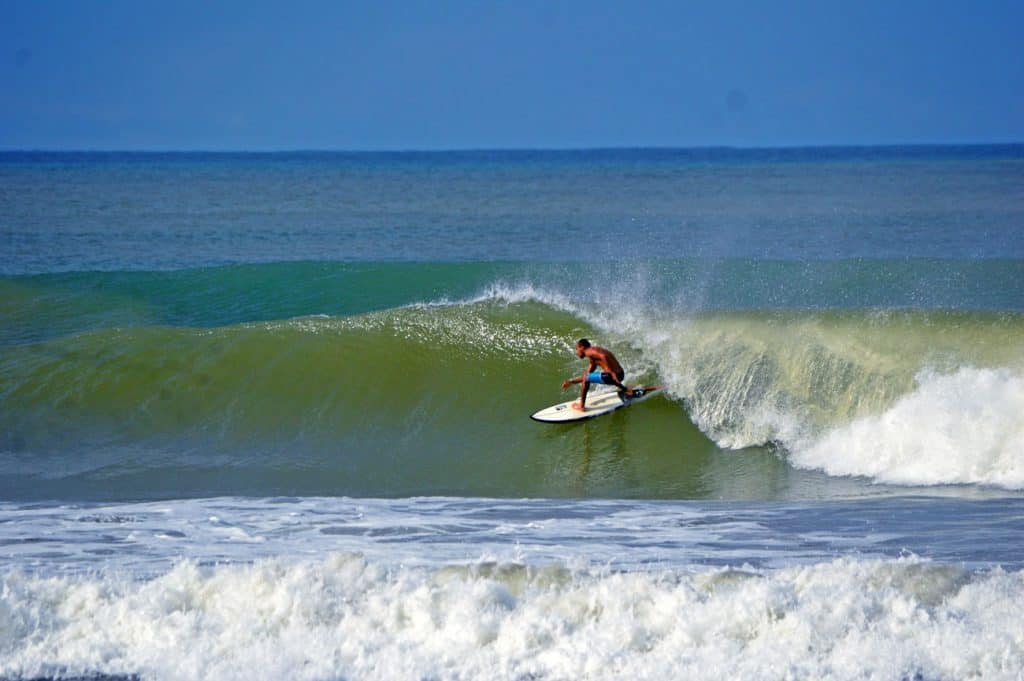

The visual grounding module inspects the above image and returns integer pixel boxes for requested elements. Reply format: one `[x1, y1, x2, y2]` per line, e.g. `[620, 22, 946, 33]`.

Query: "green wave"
[2, 297, 1022, 500]
[1, 302, 572, 437]
[0, 301, 720, 499]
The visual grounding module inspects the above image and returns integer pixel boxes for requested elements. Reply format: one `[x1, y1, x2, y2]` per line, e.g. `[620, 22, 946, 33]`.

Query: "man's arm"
[561, 360, 597, 389]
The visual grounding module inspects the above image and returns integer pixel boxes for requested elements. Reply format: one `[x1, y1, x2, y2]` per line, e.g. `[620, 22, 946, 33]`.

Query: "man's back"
[587, 346, 624, 376]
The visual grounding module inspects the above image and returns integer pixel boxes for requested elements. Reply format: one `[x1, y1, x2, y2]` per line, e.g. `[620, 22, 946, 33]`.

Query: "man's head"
[575, 338, 591, 357]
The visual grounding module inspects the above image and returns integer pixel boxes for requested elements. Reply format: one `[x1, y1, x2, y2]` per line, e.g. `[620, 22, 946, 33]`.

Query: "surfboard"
[529, 386, 663, 423]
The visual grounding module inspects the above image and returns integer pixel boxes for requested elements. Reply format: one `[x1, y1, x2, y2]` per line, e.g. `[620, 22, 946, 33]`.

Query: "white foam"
[2, 555, 1022, 681]
[792, 367, 1024, 488]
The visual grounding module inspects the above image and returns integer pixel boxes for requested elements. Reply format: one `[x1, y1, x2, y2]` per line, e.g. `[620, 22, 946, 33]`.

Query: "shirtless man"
[561, 338, 634, 411]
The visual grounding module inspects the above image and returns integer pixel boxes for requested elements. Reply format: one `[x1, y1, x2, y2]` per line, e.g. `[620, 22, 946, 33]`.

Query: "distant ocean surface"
[2, 147, 1023, 680]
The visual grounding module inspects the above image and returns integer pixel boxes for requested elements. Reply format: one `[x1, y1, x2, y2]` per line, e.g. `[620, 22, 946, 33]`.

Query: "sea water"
[1, 147, 1023, 680]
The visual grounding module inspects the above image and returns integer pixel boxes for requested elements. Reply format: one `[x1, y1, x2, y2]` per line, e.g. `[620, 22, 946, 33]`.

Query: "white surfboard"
[530, 386, 663, 423]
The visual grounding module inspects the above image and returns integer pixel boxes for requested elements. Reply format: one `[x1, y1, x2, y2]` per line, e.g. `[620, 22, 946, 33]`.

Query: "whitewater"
[2, 496, 1024, 681]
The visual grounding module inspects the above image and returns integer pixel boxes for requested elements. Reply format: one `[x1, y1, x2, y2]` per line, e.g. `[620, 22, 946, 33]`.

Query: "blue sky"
[2, 0, 1022, 150]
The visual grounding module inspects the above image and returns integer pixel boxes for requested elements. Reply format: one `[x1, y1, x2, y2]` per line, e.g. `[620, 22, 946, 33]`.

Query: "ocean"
[1, 146, 1023, 680]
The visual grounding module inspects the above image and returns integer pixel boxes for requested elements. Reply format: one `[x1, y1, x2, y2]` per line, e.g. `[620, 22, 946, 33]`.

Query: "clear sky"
[2, 0, 1022, 150]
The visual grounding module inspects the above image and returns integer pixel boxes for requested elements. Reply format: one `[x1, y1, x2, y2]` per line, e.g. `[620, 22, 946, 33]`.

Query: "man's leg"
[608, 372, 634, 397]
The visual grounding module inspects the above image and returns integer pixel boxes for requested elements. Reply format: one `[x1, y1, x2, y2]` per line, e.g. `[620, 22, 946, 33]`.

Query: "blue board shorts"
[586, 370, 624, 385]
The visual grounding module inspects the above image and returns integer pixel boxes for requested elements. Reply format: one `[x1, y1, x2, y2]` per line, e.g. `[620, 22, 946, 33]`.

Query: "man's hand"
[561, 379, 572, 390]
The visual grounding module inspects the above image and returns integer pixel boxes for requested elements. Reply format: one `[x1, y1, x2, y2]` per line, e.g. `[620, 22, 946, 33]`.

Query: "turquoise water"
[2, 147, 1023, 680]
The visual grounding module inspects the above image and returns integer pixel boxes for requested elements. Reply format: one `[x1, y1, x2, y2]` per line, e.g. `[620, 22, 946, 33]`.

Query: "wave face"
[2, 260, 1023, 498]
[2, 553, 1022, 681]
[0, 301, 609, 499]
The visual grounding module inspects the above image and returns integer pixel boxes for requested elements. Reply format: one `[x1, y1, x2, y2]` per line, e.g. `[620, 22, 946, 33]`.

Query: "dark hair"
[576, 338, 591, 348]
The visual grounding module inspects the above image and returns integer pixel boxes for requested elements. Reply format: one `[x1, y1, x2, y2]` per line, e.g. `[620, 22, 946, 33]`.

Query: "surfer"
[561, 338, 634, 411]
